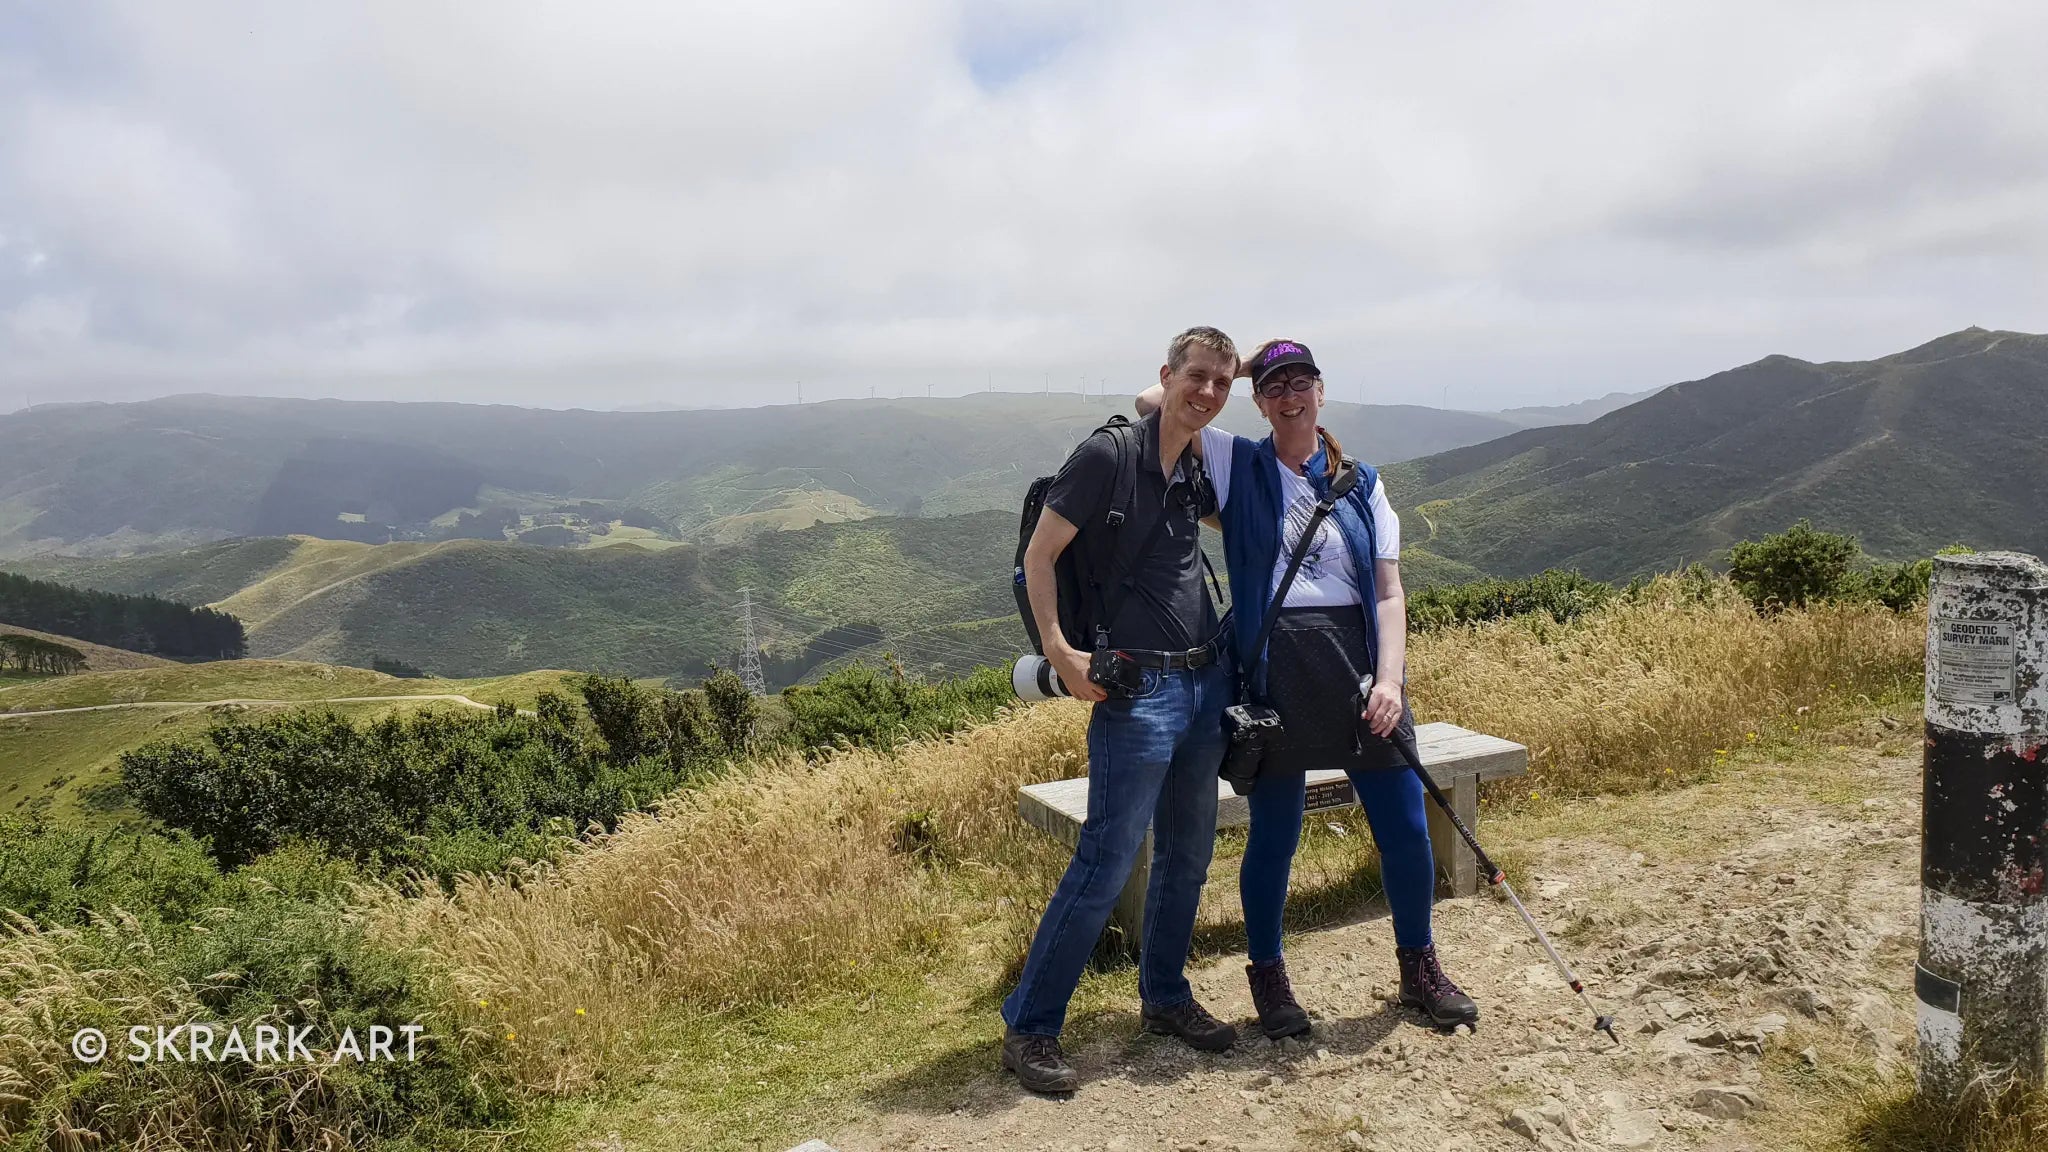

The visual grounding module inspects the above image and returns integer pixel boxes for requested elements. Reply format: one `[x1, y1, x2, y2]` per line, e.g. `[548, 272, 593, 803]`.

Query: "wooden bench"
[1016, 722, 1528, 945]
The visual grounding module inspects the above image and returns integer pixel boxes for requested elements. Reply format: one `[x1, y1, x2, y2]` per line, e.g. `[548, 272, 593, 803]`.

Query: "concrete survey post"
[1918, 551, 2048, 1102]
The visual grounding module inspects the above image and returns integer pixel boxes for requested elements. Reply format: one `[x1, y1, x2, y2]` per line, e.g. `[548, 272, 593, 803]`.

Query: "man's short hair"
[1166, 326, 1238, 373]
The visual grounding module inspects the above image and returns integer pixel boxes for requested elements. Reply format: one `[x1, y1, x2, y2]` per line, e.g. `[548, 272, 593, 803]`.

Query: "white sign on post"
[1934, 616, 2017, 706]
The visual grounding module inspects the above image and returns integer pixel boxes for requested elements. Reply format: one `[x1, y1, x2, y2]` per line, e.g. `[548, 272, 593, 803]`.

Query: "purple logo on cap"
[1261, 342, 1304, 365]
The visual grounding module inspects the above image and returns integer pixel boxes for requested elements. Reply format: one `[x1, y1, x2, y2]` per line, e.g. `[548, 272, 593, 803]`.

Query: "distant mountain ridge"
[1384, 327, 2048, 580]
[1496, 387, 1664, 427]
[0, 390, 1571, 558]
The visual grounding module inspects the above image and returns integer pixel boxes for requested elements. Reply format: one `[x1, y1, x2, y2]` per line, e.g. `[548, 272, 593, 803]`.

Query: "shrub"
[0, 815, 229, 927]
[370, 654, 430, 678]
[1409, 568, 1615, 632]
[0, 825, 512, 1150]
[779, 661, 1012, 753]
[1727, 520, 1861, 610]
[702, 668, 759, 755]
[121, 679, 718, 881]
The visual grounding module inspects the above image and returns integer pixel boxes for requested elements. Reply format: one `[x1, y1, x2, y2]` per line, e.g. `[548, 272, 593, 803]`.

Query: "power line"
[735, 587, 767, 695]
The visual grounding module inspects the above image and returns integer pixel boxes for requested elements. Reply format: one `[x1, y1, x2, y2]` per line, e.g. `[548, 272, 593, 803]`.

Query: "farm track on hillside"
[0, 693, 530, 719]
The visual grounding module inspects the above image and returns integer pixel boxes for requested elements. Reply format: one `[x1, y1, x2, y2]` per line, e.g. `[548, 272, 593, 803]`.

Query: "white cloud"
[0, 0, 2042, 410]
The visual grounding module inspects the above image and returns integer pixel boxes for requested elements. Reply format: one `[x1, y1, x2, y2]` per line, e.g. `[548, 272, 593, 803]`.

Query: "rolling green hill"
[15, 511, 1486, 685]
[1384, 327, 2048, 580]
[0, 391, 1528, 557]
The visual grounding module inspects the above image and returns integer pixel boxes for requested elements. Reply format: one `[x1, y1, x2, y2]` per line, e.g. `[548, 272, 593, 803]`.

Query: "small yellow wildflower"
[505, 1031, 516, 1042]
[1714, 749, 1728, 756]
[1746, 732, 1757, 742]
[575, 1007, 587, 1017]
[477, 999, 488, 1009]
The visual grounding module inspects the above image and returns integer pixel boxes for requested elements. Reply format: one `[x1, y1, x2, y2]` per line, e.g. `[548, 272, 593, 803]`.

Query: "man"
[1001, 326, 1240, 1094]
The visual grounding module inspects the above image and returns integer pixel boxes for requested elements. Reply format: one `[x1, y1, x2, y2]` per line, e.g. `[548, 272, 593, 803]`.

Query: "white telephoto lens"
[1012, 656, 1070, 701]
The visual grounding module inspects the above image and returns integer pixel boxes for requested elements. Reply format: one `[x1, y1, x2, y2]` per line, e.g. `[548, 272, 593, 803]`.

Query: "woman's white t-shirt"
[1198, 427, 1400, 608]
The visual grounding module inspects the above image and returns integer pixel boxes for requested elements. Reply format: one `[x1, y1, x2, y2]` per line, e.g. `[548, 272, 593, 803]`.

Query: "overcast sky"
[1, 1, 2043, 413]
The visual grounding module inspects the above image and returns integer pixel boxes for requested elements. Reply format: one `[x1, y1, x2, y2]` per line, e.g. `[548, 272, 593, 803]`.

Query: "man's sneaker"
[1140, 996, 1238, 1052]
[1001, 1028, 1079, 1094]
[1397, 944, 1480, 1031]
[1246, 958, 1311, 1039]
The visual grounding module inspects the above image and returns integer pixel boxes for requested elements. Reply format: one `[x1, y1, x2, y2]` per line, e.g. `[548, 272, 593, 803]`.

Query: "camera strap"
[1091, 486, 1180, 652]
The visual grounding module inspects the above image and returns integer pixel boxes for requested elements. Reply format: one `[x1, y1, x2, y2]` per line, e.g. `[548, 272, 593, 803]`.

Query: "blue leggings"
[1240, 765, 1436, 958]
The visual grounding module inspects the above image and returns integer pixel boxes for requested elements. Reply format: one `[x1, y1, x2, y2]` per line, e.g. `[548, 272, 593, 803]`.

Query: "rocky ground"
[821, 746, 1920, 1152]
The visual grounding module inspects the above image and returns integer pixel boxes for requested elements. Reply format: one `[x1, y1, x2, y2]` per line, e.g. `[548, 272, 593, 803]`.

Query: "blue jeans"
[1002, 661, 1230, 1037]
[1240, 764, 1436, 959]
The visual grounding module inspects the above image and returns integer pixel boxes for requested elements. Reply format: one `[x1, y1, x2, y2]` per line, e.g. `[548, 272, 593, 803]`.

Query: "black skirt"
[1261, 604, 1414, 773]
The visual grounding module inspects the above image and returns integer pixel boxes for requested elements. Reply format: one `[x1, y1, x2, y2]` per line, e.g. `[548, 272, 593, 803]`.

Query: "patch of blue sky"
[959, 4, 1084, 91]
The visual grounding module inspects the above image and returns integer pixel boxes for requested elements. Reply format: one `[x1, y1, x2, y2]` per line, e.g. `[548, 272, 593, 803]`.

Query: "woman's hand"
[1362, 678, 1404, 737]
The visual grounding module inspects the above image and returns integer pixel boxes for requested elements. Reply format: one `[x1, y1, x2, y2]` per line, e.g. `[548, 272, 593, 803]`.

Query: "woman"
[1140, 338, 1477, 1040]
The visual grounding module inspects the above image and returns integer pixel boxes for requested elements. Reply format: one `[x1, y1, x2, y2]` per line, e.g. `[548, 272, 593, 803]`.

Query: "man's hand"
[1050, 643, 1107, 702]
[1362, 678, 1404, 737]
[1022, 506, 1107, 701]
[1239, 339, 1284, 380]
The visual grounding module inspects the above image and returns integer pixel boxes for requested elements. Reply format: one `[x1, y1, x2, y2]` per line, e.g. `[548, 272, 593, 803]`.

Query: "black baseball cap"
[1248, 340, 1318, 390]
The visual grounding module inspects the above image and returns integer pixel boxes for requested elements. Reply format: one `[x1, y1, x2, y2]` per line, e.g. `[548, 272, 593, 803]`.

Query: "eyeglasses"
[1256, 373, 1321, 399]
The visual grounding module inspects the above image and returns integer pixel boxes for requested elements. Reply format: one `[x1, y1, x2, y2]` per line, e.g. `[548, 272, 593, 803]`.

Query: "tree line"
[0, 633, 87, 675]
[0, 572, 246, 662]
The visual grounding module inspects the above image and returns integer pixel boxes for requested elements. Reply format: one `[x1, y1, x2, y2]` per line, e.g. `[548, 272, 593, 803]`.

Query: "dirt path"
[824, 748, 1920, 1152]
[0, 693, 524, 718]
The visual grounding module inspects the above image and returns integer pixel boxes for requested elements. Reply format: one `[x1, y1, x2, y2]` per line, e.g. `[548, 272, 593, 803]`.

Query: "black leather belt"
[1118, 639, 1222, 670]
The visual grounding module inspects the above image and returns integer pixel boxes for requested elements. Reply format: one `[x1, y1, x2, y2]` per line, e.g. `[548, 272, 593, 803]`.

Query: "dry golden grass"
[0, 912, 364, 1152]
[1407, 579, 1922, 796]
[370, 578, 1927, 1101]
[368, 700, 1090, 1094]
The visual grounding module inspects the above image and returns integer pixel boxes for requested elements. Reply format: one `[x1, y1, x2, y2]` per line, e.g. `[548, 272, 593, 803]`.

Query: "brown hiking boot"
[1397, 944, 1479, 1031]
[1247, 958, 1311, 1039]
[1001, 1028, 1079, 1094]
[1140, 996, 1238, 1052]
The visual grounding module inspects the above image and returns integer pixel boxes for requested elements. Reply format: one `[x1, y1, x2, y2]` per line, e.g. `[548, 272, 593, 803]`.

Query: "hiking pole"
[1361, 676, 1621, 1046]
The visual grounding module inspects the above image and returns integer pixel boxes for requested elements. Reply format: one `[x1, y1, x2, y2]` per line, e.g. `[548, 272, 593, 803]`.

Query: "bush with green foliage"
[780, 661, 1012, 753]
[120, 675, 725, 882]
[1408, 569, 1616, 632]
[0, 818, 512, 1147]
[701, 668, 759, 755]
[1725, 522, 1960, 612]
[1727, 520, 1861, 610]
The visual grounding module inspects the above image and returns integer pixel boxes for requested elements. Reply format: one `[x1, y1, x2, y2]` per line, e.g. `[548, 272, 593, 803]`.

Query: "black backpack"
[1013, 416, 1215, 655]
[1013, 416, 1143, 656]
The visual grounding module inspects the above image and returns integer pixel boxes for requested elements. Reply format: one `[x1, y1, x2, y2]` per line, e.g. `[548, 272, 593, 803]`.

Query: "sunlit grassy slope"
[0, 663, 581, 826]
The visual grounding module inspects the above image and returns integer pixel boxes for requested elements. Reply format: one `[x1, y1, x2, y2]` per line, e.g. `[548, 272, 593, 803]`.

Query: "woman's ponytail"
[1316, 425, 1345, 480]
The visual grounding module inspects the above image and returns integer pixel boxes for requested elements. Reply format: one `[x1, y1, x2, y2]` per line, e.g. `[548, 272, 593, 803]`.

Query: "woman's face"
[1254, 366, 1324, 434]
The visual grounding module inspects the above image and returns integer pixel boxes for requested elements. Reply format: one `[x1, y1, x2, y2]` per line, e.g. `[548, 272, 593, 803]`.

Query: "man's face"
[1157, 345, 1233, 432]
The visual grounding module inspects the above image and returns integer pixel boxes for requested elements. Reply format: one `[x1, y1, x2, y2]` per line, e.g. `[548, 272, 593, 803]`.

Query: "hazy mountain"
[1496, 388, 1664, 428]
[1384, 328, 2048, 580]
[0, 391, 1534, 558]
